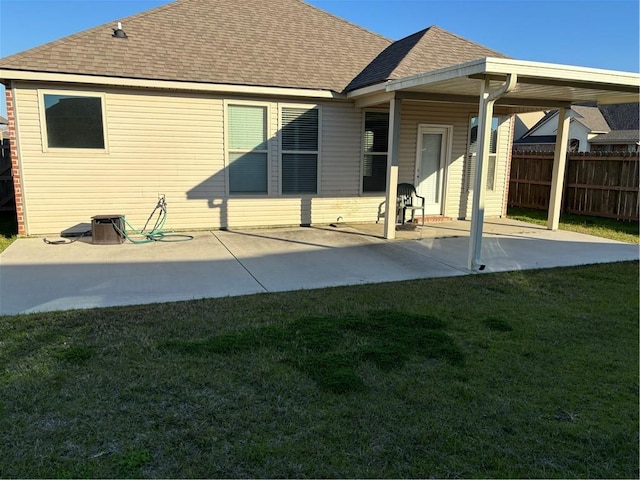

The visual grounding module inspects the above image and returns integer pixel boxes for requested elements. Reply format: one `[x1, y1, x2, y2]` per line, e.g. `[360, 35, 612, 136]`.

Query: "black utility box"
[91, 215, 125, 245]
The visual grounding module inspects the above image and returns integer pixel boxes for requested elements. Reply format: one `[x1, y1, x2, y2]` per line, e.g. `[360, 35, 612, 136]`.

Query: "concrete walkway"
[1, 219, 637, 315]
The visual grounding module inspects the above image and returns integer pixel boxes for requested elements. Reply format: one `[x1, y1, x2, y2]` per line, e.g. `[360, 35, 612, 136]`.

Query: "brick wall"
[5, 86, 25, 235]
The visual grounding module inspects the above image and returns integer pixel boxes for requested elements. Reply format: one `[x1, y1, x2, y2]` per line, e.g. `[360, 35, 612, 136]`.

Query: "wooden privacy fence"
[508, 151, 639, 221]
[0, 138, 15, 212]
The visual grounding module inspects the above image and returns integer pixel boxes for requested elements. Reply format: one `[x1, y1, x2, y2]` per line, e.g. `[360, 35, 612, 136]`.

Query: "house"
[1, 0, 637, 269]
[590, 103, 639, 152]
[514, 103, 639, 152]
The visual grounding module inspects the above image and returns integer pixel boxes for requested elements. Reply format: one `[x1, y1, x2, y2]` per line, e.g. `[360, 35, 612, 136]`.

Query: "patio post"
[468, 74, 517, 270]
[547, 107, 570, 230]
[383, 95, 402, 239]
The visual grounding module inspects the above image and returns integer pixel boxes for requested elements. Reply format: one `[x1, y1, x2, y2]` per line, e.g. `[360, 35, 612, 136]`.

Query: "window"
[43, 94, 105, 149]
[227, 104, 268, 194]
[465, 116, 499, 191]
[362, 111, 389, 193]
[281, 106, 319, 194]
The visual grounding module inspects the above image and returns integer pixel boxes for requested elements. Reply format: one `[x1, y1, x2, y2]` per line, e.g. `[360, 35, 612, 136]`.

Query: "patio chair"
[397, 183, 425, 226]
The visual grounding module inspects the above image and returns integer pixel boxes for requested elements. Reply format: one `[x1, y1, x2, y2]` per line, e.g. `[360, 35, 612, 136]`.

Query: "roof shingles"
[0, 0, 508, 94]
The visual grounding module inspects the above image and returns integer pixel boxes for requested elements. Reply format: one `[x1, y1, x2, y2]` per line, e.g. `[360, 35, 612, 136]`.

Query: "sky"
[0, 0, 638, 116]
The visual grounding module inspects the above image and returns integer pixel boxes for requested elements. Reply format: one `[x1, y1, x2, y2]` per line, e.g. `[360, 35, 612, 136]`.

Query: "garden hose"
[113, 195, 194, 244]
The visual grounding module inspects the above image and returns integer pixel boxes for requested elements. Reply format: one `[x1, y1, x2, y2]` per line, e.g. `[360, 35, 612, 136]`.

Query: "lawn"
[1, 262, 638, 478]
[507, 207, 639, 244]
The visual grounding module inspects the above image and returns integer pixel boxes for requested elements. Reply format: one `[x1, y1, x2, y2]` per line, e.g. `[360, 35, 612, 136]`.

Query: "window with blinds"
[281, 107, 319, 194]
[227, 104, 268, 194]
[362, 111, 389, 193]
[465, 116, 499, 192]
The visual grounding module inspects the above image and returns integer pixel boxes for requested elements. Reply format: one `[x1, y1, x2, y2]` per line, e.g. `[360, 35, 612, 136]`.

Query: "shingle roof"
[598, 103, 640, 130]
[0, 0, 391, 93]
[571, 105, 609, 132]
[0, 0, 508, 94]
[589, 130, 639, 143]
[346, 26, 509, 91]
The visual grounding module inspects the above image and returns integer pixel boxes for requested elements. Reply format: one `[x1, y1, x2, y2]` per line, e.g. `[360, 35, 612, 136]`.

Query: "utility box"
[91, 215, 125, 245]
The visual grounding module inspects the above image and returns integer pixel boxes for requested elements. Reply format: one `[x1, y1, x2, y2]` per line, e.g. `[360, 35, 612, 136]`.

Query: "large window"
[43, 94, 105, 149]
[362, 111, 389, 193]
[227, 104, 268, 194]
[281, 106, 319, 194]
[466, 116, 499, 191]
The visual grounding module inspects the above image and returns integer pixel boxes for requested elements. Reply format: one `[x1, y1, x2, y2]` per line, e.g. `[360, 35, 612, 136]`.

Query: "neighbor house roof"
[589, 130, 640, 144]
[598, 103, 640, 130]
[0, 0, 507, 94]
[571, 105, 609, 132]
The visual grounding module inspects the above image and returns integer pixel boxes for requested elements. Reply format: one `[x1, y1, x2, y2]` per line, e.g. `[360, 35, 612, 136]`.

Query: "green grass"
[508, 207, 639, 244]
[0, 211, 17, 253]
[1, 262, 638, 478]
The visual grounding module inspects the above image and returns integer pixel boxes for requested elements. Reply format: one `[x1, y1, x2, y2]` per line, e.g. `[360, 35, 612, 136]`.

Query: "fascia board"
[0, 69, 343, 99]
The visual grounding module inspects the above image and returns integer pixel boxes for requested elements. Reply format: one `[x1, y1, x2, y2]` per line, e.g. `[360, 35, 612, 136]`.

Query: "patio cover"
[348, 57, 640, 270]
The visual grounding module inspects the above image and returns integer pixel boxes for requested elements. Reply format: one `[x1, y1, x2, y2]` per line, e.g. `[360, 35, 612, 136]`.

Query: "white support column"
[467, 74, 517, 270]
[547, 107, 571, 230]
[467, 78, 494, 270]
[383, 95, 402, 239]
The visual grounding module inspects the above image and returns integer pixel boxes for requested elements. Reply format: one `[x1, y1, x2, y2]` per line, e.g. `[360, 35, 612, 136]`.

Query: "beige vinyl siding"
[16, 83, 226, 234]
[398, 101, 471, 219]
[14, 83, 513, 235]
[13, 84, 381, 235]
[397, 101, 512, 219]
[321, 103, 362, 195]
[461, 113, 512, 219]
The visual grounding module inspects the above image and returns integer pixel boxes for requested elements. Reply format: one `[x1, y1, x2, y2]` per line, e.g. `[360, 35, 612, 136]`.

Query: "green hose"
[114, 196, 194, 243]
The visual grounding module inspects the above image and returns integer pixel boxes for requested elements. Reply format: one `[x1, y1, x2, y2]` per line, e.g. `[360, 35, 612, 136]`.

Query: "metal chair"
[397, 183, 425, 226]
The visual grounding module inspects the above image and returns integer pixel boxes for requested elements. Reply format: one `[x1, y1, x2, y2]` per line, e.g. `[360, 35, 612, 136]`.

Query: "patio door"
[415, 125, 450, 215]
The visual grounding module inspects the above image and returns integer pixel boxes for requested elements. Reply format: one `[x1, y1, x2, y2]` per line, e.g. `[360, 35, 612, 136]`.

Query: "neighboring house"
[0, 0, 637, 259]
[591, 103, 640, 152]
[514, 103, 639, 152]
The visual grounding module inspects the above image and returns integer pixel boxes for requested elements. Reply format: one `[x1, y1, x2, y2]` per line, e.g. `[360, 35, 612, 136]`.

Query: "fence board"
[0, 139, 15, 212]
[508, 151, 639, 221]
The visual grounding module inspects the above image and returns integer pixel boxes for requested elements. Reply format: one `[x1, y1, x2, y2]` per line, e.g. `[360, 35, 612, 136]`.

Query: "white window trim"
[224, 99, 272, 197]
[278, 103, 321, 196]
[360, 108, 389, 196]
[465, 114, 500, 192]
[38, 89, 109, 153]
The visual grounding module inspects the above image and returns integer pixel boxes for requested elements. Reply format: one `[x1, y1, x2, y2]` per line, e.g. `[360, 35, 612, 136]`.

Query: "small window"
[362, 111, 389, 193]
[43, 94, 105, 149]
[281, 107, 319, 194]
[465, 116, 499, 191]
[227, 104, 268, 194]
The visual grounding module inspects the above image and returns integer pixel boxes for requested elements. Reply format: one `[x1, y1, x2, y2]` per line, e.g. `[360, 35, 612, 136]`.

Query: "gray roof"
[0, 0, 507, 94]
[0, 116, 7, 125]
[346, 26, 508, 91]
[571, 105, 609, 132]
[598, 103, 639, 130]
[514, 135, 556, 145]
[589, 130, 639, 144]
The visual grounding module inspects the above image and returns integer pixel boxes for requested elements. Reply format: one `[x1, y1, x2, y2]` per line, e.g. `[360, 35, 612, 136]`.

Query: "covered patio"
[348, 57, 640, 269]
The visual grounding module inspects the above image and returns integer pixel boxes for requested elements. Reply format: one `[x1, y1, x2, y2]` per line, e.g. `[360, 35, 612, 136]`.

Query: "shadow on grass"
[161, 310, 465, 394]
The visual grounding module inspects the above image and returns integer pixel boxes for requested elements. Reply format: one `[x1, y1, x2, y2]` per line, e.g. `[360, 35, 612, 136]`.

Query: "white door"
[415, 126, 449, 215]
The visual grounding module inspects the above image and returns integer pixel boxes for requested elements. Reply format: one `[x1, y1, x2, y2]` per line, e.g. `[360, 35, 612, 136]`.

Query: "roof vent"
[112, 22, 128, 39]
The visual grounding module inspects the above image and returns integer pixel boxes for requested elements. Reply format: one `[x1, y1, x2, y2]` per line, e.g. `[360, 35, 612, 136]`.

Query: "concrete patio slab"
[0, 219, 637, 316]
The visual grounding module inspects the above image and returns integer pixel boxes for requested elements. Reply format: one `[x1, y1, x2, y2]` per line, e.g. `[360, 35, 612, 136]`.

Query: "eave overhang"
[0, 69, 343, 99]
[348, 57, 640, 110]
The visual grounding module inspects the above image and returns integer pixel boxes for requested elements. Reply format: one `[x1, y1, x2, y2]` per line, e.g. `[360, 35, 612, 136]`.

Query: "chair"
[397, 183, 425, 226]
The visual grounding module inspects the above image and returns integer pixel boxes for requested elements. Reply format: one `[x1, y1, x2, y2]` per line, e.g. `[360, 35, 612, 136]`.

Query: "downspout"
[468, 73, 517, 270]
